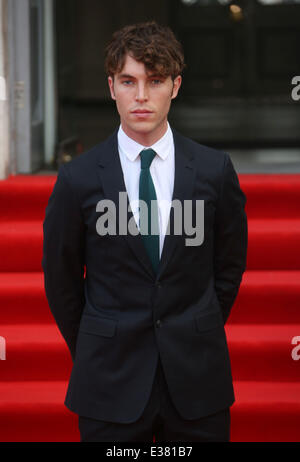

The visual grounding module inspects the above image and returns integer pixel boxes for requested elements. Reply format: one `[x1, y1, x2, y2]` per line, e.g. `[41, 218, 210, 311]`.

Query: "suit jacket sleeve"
[42, 164, 86, 361]
[213, 153, 248, 324]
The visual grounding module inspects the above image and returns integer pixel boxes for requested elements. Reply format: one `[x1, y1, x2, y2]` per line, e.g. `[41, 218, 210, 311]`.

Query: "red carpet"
[0, 173, 300, 442]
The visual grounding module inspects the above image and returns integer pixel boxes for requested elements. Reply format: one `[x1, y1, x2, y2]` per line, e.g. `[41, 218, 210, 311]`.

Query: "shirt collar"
[118, 122, 173, 162]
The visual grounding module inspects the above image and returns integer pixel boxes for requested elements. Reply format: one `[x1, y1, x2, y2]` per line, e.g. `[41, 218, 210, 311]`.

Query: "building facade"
[0, 0, 300, 179]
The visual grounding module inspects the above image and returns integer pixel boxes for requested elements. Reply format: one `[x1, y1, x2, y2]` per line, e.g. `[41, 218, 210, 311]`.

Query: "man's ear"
[171, 75, 182, 100]
[108, 76, 116, 100]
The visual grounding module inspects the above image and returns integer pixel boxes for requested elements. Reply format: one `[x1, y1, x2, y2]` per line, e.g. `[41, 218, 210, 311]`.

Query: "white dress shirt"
[118, 122, 175, 258]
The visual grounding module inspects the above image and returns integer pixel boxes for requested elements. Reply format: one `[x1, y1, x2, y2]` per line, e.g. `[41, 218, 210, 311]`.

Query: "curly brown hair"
[104, 21, 185, 80]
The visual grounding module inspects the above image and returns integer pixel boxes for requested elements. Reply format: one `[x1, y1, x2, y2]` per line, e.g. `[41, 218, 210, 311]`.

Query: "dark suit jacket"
[42, 127, 248, 423]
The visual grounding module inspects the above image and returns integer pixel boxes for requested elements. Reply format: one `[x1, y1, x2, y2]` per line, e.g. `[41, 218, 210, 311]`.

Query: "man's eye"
[151, 79, 162, 85]
[122, 80, 134, 85]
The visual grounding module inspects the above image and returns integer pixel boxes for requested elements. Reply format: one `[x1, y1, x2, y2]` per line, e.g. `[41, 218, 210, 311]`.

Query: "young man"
[42, 21, 248, 442]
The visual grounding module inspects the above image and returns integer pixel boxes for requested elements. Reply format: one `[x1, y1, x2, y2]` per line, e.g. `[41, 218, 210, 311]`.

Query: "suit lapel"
[157, 129, 196, 278]
[97, 130, 155, 279]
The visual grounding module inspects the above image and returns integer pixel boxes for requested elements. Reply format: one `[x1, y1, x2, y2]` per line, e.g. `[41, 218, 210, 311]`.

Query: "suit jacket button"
[156, 319, 162, 328]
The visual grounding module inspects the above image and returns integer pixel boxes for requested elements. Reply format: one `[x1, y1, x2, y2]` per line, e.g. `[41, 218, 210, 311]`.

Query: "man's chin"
[131, 120, 154, 130]
[125, 121, 157, 136]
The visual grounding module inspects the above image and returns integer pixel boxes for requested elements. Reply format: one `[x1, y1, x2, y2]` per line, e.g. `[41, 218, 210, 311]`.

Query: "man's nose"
[135, 83, 148, 102]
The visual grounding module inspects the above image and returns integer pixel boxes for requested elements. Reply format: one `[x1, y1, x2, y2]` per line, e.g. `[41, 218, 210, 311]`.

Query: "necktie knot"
[140, 148, 156, 170]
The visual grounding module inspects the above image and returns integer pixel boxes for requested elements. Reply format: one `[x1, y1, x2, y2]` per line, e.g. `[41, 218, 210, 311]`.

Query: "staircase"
[0, 173, 299, 442]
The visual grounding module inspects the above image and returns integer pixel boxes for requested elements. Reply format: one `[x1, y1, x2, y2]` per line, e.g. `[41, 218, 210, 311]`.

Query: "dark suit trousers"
[78, 356, 231, 442]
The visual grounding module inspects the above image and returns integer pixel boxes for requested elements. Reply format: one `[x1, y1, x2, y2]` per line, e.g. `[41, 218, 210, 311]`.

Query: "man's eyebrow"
[117, 73, 165, 80]
[117, 74, 135, 80]
[148, 74, 165, 78]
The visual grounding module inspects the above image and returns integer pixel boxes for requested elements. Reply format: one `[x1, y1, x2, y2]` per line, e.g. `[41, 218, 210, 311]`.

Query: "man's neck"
[120, 121, 168, 147]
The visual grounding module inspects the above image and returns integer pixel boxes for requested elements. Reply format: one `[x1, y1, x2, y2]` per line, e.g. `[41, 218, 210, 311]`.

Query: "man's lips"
[131, 109, 153, 119]
[131, 109, 153, 114]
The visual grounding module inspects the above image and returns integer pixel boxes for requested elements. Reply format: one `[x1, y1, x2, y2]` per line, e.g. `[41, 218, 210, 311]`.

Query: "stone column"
[0, 0, 9, 180]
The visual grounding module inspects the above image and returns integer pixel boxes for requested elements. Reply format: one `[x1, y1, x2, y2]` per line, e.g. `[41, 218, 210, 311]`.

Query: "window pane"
[257, 0, 300, 4]
[181, 0, 231, 5]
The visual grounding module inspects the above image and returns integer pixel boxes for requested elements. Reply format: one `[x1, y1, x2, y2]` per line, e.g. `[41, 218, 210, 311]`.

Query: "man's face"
[108, 54, 181, 145]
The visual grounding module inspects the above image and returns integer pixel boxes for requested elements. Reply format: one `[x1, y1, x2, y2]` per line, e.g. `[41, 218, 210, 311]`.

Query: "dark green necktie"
[139, 148, 159, 274]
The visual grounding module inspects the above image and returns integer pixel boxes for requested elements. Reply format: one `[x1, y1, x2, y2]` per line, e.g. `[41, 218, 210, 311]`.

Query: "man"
[42, 21, 248, 442]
